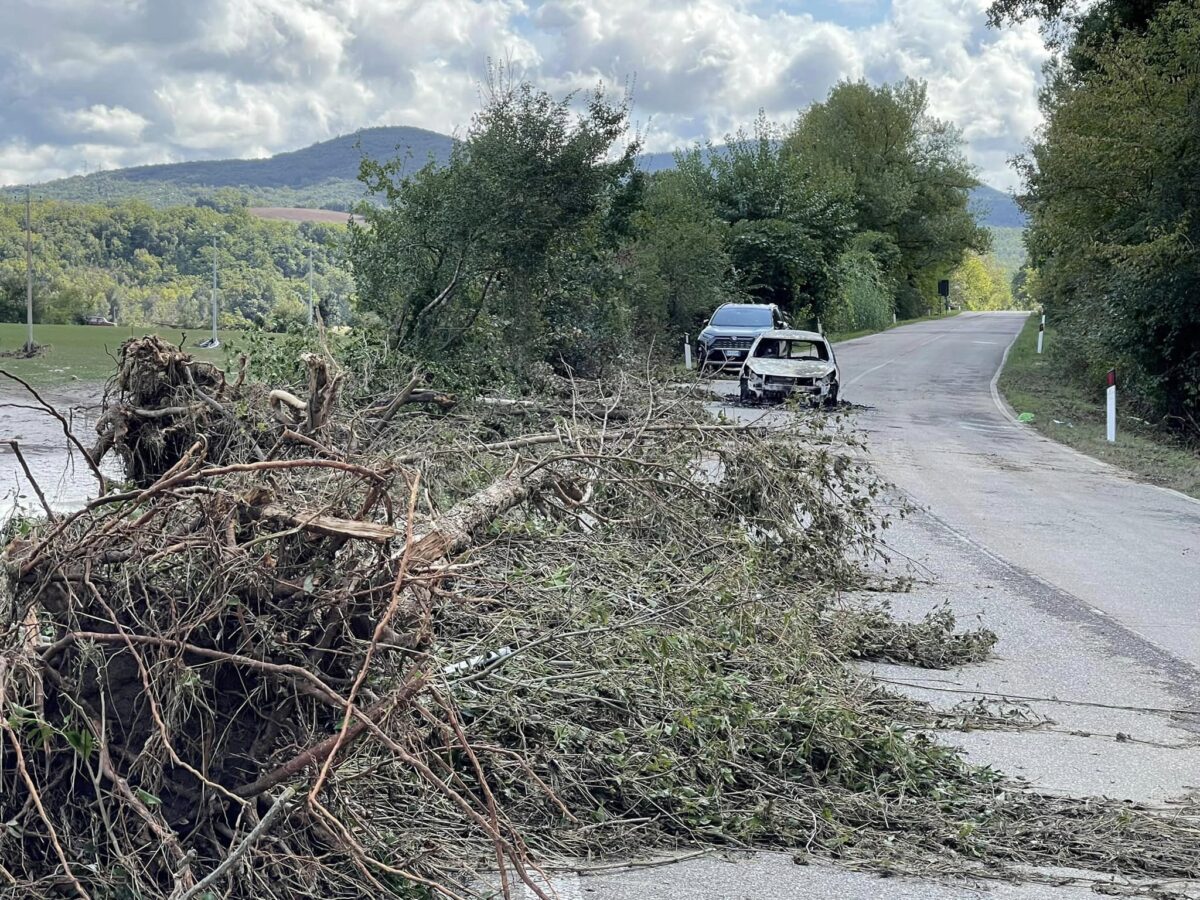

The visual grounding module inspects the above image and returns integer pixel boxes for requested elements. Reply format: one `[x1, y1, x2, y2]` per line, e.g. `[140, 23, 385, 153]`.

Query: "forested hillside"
[991, 0, 1200, 433]
[6, 126, 1021, 227]
[0, 127, 454, 211]
[987, 226, 1027, 280]
[0, 200, 351, 329]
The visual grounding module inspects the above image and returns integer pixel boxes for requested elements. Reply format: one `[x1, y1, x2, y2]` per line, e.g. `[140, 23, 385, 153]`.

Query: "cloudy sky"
[0, 0, 1047, 191]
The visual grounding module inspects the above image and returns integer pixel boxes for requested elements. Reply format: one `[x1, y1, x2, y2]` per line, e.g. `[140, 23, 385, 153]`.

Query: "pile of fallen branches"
[1, 338, 1198, 899]
[823, 601, 999, 669]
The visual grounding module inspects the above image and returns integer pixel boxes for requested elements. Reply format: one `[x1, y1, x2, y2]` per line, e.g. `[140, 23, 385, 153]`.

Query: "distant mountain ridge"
[104, 126, 454, 188]
[4, 125, 1024, 227]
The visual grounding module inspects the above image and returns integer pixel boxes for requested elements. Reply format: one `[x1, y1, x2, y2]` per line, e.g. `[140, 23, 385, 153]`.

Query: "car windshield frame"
[710, 306, 774, 328]
[752, 338, 830, 362]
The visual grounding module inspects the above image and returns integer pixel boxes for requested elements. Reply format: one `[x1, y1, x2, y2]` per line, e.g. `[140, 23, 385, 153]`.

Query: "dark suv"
[696, 303, 788, 371]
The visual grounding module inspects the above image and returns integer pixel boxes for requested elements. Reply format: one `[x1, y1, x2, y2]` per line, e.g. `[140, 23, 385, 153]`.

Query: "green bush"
[825, 250, 892, 333]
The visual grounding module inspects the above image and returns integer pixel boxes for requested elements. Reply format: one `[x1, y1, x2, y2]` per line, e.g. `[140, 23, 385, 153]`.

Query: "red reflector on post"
[1106, 369, 1116, 387]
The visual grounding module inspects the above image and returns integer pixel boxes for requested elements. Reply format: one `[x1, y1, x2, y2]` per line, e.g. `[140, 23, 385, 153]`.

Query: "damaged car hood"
[744, 359, 835, 379]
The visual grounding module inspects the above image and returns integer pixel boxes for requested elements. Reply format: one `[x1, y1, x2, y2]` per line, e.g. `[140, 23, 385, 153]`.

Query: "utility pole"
[199, 234, 221, 349]
[210, 234, 219, 344]
[24, 190, 35, 353]
[307, 246, 315, 327]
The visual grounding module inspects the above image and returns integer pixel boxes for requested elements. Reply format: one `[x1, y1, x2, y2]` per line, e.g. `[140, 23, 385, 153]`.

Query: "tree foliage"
[0, 200, 350, 329]
[625, 171, 732, 333]
[1004, 0, 1200, 430]
[344, 76, 988, 375]
[789, 80, 989, 319]
[350, 74, 638, 376]
[675, 116, 855, 323]
[950, 252, 1017, 311]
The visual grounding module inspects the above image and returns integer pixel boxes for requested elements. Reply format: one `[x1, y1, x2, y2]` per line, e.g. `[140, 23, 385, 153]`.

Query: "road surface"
[836, 312, 1200, 669]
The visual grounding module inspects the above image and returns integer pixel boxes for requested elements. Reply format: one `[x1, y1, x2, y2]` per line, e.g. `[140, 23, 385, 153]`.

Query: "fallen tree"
[1, 339, 1197, 899]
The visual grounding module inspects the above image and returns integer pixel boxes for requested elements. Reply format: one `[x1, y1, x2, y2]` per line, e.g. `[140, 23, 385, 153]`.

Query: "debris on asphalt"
[2, 338, 1198, 899]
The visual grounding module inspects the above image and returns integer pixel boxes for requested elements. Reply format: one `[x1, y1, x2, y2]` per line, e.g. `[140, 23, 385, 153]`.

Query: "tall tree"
[788, 80, 988, 317]
[1013, 0, 1200, 428]
[350, 74, 638, 363]
[626, 171, 732, 332]
[676, 115, 855, 321]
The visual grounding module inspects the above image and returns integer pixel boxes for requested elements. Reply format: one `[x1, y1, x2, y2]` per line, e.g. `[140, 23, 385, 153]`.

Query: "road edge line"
[988, 321, 1024, 426]
[988, 315, 1200, 509]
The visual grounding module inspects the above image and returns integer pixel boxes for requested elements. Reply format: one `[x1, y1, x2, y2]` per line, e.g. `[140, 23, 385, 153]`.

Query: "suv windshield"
[710, 306, 773, 328]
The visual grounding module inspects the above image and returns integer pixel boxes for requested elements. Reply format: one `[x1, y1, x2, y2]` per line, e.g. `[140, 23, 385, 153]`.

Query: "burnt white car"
[738, 330, 840, 405]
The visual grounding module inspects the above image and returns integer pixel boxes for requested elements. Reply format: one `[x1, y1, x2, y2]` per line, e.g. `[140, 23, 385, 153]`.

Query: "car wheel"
[824, 380, 840, 408]
[739, 377, 751, 403]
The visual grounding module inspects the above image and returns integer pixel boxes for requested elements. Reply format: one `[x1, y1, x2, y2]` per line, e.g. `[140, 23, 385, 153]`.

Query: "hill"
[2, 127, 455, 211]
[6, 126, 1024, 227]
[970, 184, 1025, 228]
[987, 226, 1028, 281]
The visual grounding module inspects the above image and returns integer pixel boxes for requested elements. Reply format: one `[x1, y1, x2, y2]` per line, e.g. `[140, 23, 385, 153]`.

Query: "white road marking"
[988, 324, 1025, 427]
[846, 331, 951, 386]
[972, 340, 998, 345]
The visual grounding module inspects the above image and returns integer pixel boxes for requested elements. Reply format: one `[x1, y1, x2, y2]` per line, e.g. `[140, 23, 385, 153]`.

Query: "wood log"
[256, 503, 400, 543]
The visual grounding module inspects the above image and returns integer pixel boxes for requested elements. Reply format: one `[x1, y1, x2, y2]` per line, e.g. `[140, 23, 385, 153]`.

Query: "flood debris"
[1, 337, 1198, 899]
[828, 601, 999, 669]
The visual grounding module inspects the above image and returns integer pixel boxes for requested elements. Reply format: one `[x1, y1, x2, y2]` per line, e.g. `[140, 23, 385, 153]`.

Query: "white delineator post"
[1037, 313, 1045, 354]
[817, 318, 823, 335]
[683, 334, 693, 370]
[1106, 369, 1117, 443]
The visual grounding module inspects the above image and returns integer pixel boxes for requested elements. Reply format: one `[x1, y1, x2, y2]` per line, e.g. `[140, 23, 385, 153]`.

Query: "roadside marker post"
[893, 312, 897, 325]
[817, 318, 823, 335]
[1106, 369, 1117, 443]
[683, 334, 693, 370]
[1037, 314, 1045, 354]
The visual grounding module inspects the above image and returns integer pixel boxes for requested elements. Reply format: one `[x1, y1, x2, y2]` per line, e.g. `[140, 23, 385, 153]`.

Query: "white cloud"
[0, 0, 1047, 190]
[58, 104, 149, 143]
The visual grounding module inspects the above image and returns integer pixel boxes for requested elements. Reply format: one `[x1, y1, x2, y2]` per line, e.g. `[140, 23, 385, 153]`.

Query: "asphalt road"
[834, 312, 1200, 668]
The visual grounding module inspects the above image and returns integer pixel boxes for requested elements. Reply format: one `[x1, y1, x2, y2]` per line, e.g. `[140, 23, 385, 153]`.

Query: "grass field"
[998, 315, 1200, 499]
[0, 324, 235, 388]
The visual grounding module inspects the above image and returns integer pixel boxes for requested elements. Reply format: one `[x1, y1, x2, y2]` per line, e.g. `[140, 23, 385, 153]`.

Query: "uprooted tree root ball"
[1, 338, 1198, 899]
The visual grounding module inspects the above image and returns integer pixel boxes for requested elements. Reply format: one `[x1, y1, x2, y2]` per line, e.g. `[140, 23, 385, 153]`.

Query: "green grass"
[998, 315, 1200, 499]
[0, 324, 235, 388]
[830, 308, 963, 343]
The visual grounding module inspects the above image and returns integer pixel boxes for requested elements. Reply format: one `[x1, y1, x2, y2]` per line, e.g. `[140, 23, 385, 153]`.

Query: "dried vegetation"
[1, 338, 1197, 899]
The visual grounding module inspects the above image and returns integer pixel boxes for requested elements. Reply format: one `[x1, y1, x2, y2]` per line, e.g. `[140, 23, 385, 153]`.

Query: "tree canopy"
[789, 80, 989, 318]
[0, 201, 349, 330]
[350, 75, 637, 375]
[998, 0, 1200, 430]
